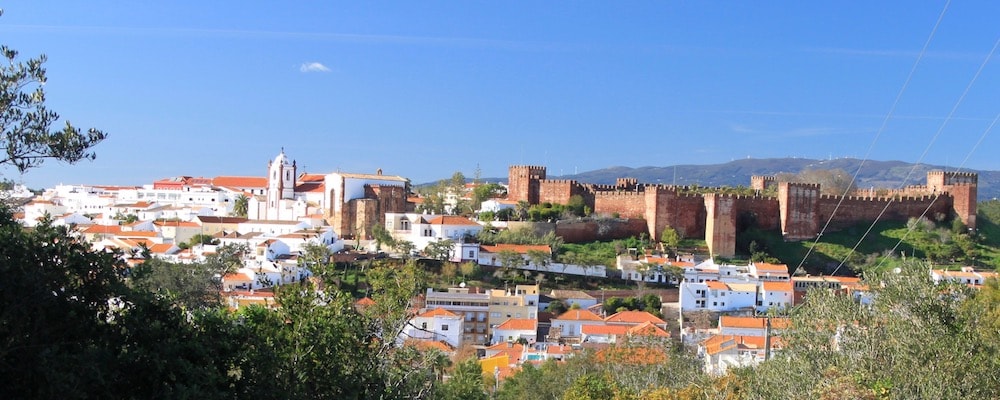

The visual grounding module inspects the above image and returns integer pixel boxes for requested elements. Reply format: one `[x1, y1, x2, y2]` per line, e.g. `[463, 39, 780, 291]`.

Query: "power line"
[791, 0, 952, 277]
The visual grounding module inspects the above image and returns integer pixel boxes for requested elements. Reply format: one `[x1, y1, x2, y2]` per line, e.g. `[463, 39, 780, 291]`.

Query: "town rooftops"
[212, 176, 267, 188]
[761, 281, 794, 292]
[604, 310, 666, 325]
[426, 215, 481, 226]
[418, 307, 458, 318]
[495, 318, 538, 331]
[554, 309, 603, 321]
[719, 316, 791, 330]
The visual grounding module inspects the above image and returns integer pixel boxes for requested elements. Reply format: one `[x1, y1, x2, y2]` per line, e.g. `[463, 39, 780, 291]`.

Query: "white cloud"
[299, 62, 331, 73]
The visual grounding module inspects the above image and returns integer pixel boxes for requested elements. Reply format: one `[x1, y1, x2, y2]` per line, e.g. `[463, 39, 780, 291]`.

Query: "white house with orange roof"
[604, 310, 669, 331]
[478, 199, 517, 214]
[384, 213, 485, 252]
[618, 253, 694, 283]
[680, 280, 759, 312]
[700, 334, 783, 375]
[401, 307, 465, 348]
[491, 318, 538, 345]
[757, 281, 793, 312]
[718, 316, 789, 337]
[477, 243, 552, 268]
[748, 262, 791, 281]
[154, 220, 203, 245]
[549, 309, 605, 343]
[930, 267, 999, 287]
[582, 321, 670, 344]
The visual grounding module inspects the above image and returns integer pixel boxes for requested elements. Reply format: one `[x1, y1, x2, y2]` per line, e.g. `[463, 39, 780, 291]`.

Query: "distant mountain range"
[475, 158, 1000, 202]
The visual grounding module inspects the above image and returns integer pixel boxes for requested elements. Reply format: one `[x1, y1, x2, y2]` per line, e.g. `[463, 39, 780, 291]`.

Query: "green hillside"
[743, 200, 1000, 274]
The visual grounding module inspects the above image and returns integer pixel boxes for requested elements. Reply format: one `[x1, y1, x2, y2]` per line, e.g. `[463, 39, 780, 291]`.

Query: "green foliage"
[425, 239, 455, 260]
[232, 193, 249, 217]
[188, 233, 219, 247]
[0, 37, 107, 173]
[372, 222, 396, 252]
[436, 358, 488, 400]
[735, 260, 1000, 399]
[659, 226, 680, 253]
[603, 294, 663, 318]
[477, 226, 563, 251]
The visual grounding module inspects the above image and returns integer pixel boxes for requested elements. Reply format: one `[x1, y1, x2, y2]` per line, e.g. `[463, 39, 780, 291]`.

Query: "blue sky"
[1, 1, 999, 188]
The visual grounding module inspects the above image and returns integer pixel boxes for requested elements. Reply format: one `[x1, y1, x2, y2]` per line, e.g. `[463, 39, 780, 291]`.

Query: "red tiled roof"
[83, 225, 124, 235]
[761, 281, 793, 292]
[147, 243, 176, 254]
[705, 281, 729, 290]
[495, 318, 538, 331]
[604, 310, 666, 325]
[418, 307, 458, 318]
[426, 215, 481, 226]
[719, 316, 790, 330]
[213, 176, 267, 188]
[582, 325, 630, 336]
[754, 262, 789, 272]
[554, 309, 603, 321]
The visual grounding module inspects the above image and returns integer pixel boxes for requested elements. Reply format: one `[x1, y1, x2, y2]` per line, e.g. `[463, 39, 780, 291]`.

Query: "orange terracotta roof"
[702, 334, 784, 356]
[153, 220, 200, 228]
[147, 243, 176, 254]
[294, 182, 325, 193]
[582, 324, 630, 336]
[426, 215, 481, 226]
[628, 321, 670, 337]
[223, 272, 254, 282]
[719, 316, 790, 330]
[761, 281, 793, 292]
[118, 231, 159, 238]
[355, 297, 376, 306]
[481, 244, 552, 255]
[604, 310, 666, 325]
[495, 318, 538, 331]
[754, 262, 789, 272]
[418, 307, 458, 318]
[83, 225, 124, 235]
[298, 173, 327, 182]
[554, 309, 603, 321]
[705, 281, 729, 290]
[213, 176, 267, 188]
[486, 342, 525, 352]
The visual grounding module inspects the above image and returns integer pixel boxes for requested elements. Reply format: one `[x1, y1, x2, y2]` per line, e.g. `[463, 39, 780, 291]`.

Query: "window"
[491, 312, 500, 318]
[421, 322, 427, 330]
[468, 250, 474, 258]
[713, 302, 717, 306]
[441, 325, 449, 331]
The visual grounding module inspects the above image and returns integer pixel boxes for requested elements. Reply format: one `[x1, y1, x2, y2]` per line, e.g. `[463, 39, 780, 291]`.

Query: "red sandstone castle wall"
[593, 191, 646, 219]
[537, 179, 580, 206]
[779, 182, 821, 240]
[733, 196, 781, 231]
[815, 194, 953, 231]
[555, 219, 648, 243]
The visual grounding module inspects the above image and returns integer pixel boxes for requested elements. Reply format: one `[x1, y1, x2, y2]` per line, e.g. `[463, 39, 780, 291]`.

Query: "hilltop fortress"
[508, 165, 977, 258]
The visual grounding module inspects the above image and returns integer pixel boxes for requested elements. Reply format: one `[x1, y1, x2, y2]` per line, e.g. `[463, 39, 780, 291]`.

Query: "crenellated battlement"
[507, 164, 978, 252]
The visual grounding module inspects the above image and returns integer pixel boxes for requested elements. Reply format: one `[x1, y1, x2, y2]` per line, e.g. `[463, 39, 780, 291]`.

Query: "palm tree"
[233, 194, 249, 218]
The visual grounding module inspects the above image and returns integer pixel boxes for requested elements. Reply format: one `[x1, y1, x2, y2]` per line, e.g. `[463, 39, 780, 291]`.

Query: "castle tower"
[927, 170, 978, 230]
[508, 165, 546, 204]
[778, 182, 821, 240]
[704, 193, 736, 258]
[266, 149, 297, 219]
[751, 175, 776, 192]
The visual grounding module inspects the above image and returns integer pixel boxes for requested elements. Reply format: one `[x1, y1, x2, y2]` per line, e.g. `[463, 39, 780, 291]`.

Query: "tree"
[496, 249, 525, 273]
[0, 32, 107, 172]
[395, 239, 417, 258]
[372, 222, 396, 252]
[435, 358, 488, 400]
[188, 233, 219, 247]
[472, 183, 507, 209]
[131, 258, 225, 309]
[233, 193, 249, 217]
[659, 226, 680, 254]
[425, 239, 455, 261]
